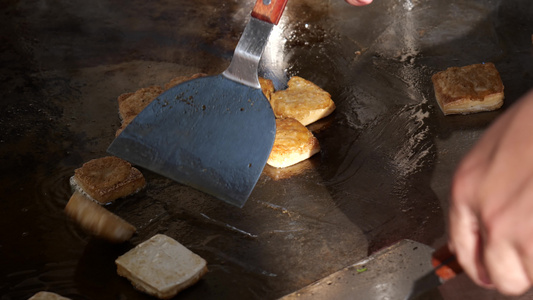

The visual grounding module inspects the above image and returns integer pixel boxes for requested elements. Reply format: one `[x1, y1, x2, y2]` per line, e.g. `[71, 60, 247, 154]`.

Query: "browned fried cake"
[65, 191, 136, 243]
[432, 62, 504, 115]
[270, 76, 335, 126]
[267, 118, 320, 168]
[116, 86, 163, 136]
[71, 156, 145, 204]
[118, 86, 163, 121]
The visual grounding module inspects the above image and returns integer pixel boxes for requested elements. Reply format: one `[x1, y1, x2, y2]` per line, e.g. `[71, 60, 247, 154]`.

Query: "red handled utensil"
[404, 245, 463, 300]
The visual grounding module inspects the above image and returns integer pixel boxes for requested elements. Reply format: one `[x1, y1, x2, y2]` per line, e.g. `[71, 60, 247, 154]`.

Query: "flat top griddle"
[0, 0, 532, 299]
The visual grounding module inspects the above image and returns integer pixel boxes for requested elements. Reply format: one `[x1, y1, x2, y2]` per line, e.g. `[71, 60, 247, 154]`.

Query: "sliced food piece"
[71, 156, 146, 205]
[116, 234, 208, 299]
[270, 76, 335, 126]
[267, 118, 320, 168]
[65, 191, 136, 243]
[431, 62, 504, 115]
[259, 77, 275, 101]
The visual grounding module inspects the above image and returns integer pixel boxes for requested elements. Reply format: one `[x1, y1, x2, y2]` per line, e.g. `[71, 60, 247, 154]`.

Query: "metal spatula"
[108, 0, 288, 207]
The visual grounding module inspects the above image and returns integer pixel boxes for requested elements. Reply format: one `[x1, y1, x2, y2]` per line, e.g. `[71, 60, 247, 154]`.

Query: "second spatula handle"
[251, 0, 289, 25]
[431, 244, 463, 281]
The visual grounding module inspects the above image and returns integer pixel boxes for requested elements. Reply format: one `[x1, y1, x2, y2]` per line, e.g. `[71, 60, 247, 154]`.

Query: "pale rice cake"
[270, 76, 335, 126]
[71, 156, 145, 204]
[116, 234, 208, 299]
[267, 118, 320, 168]
[431, 62, 504, 115]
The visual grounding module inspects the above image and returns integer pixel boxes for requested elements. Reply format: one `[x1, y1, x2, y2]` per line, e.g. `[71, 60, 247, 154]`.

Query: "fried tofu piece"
[267, 118, 320, 168]
[71, 156, 145, 205]
[270, 76, 335, 126]
[164, 73, 207, 90]
[431, 62, 504, 115]
[116, 234, 208, 299]
[65, 191, 136, 243]
[259, 77, 275, 101]
[116, 86, 163, 136]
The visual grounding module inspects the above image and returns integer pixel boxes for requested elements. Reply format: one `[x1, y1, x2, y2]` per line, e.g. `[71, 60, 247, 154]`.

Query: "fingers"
[481, 179, 533, 295]
[449, 90, 533, 295]
[483, 241, 531, 295]
[449, 161, 494, 288]
[345, 0, 373, 6]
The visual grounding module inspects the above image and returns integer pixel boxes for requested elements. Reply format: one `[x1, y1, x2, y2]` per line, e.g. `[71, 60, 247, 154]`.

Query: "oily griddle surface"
[1, 0, 532, 299]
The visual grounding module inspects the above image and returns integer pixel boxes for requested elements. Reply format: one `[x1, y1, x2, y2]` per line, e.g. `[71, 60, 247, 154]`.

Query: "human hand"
[345, 0, 373, 6]
[449, 89, 533, 295]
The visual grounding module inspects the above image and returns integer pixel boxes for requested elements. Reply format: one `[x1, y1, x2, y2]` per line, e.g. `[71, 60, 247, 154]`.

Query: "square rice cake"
[431, 62, 504, 115]
[116, 234, 208, 299]
[71, 156, 145, 205]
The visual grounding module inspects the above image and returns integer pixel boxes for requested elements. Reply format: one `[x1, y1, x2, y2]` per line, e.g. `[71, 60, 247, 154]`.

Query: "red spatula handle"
[431, 244, 463, 281]
[251, 0, 289, 25]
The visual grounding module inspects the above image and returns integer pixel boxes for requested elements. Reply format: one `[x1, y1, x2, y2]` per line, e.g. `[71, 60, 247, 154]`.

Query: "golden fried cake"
[71, 156, 145, 204]
[431, 62, 504, 115]
[259, 77, 275, 101]
[270, 76, 335, 126]
[116, 234, 208, 299]
[65, 191, 136, 243]
[267, 118, 320, 168]
[116, 86, 163, 136]
[164, 73, 207, 90]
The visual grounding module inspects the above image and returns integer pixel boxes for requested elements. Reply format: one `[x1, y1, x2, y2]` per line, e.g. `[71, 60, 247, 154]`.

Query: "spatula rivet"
[263, 0, 271, 5]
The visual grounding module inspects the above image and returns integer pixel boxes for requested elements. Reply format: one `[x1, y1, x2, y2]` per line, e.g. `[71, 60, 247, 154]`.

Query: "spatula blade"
[108, 75, 276, 207]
